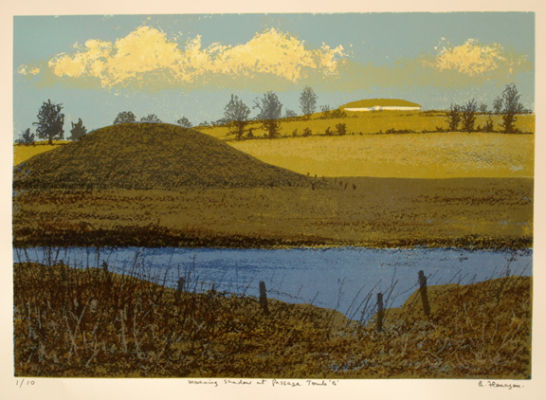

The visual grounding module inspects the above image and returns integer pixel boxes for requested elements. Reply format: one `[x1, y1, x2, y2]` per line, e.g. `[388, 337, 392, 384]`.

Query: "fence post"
[376, 292, 384, 332]
[418, 270, 431, 317]
[175, 277, 185, 304]
[259, 281, 269, 315]
[101, 261, 112, 296]
[102, 260, 110, 280]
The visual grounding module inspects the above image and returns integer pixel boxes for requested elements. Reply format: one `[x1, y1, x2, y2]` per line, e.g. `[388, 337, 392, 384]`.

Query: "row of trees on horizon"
[16, 87, 320, 144]
[447, 84, 527, 133]
[16, 84, 529, 144]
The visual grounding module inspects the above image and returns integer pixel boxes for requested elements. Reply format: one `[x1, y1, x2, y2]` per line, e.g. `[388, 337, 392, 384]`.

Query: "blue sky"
[13, 13, 534, 138]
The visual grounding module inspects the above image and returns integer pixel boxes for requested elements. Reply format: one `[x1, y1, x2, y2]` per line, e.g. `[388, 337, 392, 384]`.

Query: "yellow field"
[198, 111, 535, 140]
[14, 142, 68, 165]
[14, 178, 532, 249]
[13, 113, 535, 179]
[232, 133, 534, 178]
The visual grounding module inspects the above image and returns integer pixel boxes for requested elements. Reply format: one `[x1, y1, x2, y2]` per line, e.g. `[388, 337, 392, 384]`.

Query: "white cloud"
[430, 38, 527, 76]
[17, 64, 40, 76]
[45, 26, 346, 88]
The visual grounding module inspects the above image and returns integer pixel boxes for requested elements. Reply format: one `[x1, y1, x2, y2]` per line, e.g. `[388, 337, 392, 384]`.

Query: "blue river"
[14, 246, 532, 320]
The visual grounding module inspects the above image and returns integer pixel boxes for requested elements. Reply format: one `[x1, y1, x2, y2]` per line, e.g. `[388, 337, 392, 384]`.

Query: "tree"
[483, 116, 494, 132]
[17, 128, 35, 145]
[493, 96, 503, 114]
[478, 103, 488, 113]
[285, 109, 297, 118]
[140, 114, 162, 123]
[213, 118, 230, 126]
[320, 104, 331, 119]
[500, 83, 524, 133]
[224, 94, 251, 140]
[113, 111, 136, 124]
[461, 99, 478, 132]
[335, 123, 347, 136]
[331, 108, 347, 118]
[254, 91, 282, 138]
[69, 118, 87, 141]
[33, 99, 64, 144]
[177, 116, 192, 128]
[299, 86, 317, 118]
[447, 104, 461, 131]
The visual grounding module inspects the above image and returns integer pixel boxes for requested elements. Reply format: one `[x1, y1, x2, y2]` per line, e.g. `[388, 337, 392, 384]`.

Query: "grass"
[14, 141, 69, 166]
[14, 130, 534, 180]
[13, 123, 311, 190]
[198, 112, 534, 179]
[12, 112, 534, 379]
[13, 261, 531, 378]
[13, 177, 532, 249]
[197, 111, 535, 140]
[230, 132, 534, 178]
[12, 122, 533, 249]
[14, 114, 535, 180]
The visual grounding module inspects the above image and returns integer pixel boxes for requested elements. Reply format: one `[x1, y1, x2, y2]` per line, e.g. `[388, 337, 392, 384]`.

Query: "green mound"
[341, 98, 421, 109]
[13, 123, 311, 190]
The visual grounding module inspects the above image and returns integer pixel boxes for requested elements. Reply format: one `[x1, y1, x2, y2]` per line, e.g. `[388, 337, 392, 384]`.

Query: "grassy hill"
[341, 98, 421, 108]
[13, 123, 312, 190]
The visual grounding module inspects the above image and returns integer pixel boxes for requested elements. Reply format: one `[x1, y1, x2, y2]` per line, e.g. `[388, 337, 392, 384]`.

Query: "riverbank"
[14, 262, 531, 378]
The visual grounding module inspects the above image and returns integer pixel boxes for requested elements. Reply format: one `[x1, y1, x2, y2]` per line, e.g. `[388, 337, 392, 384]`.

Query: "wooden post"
[418, 270, 431, 317]
[102, 261, 112, 295]
[177, 278, 185, 292]
[102, 261, 110, 280]
[175, 278, 185, 304]
[376, 293, 384, 332]
[259, 281, 269, 315]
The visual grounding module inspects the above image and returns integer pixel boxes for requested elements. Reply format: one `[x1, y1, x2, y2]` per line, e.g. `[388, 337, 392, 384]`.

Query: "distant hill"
[13, 123, 312, 190]
[341, 98, 421, 109]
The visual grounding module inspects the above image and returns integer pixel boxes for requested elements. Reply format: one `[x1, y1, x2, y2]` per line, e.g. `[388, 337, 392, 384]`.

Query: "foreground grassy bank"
[13, 177, 532, 249]
[14, 262, 531, 378]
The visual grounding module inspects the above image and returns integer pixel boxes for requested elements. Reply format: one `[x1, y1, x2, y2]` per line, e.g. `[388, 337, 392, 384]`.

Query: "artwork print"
[12, 13, 534, 378]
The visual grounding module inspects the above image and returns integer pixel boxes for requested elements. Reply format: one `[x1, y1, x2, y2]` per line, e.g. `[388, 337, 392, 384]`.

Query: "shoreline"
[12, 231, 533, 251]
